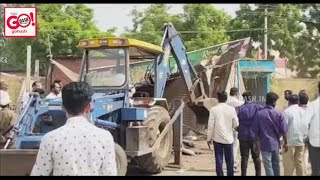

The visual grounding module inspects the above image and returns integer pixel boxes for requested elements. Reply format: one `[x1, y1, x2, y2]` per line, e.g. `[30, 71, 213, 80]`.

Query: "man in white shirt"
[283, 90, 293, 109]
[227, 87, 244, 107]
[282, 94, 309, 176]
[21, 81, 43, 110]
[0, 81, 9, 92]
[298, 90, 311, 175]
[226, 87, 244, 171]
[207, 91, 239, 176]
[31, 82, 117, 176]
[0, 81, 11, 108]
[46, 80, 62, 99]
[305, 82, 320, 176]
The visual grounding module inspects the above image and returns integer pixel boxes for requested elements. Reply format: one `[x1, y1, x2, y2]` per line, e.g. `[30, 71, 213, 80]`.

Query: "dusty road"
[127, 140, 312, 176]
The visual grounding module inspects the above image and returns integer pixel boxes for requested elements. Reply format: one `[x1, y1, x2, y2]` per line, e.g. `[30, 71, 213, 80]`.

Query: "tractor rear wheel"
[115, 143, 128, 176]
[135, 106, 173, 174]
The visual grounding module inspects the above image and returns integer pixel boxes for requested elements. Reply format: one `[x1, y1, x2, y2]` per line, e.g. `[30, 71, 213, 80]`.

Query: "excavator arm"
[154, 23, 207, 104]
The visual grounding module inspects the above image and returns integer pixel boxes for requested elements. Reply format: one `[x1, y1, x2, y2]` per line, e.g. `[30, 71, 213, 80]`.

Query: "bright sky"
[85, 4, 240, 35]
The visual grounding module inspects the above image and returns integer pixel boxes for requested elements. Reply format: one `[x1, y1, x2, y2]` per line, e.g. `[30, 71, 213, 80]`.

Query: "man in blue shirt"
[236, 91, 264, 176]
[251, 92, 288, 176]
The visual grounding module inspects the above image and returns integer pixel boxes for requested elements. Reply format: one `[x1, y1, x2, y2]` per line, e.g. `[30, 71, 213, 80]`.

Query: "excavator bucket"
[0, 149, 38, 176]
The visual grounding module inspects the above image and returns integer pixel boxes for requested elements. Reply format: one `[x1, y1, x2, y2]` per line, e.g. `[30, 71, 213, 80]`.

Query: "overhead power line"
[36, 28, 265, 34]
[34, 28, 320, 38]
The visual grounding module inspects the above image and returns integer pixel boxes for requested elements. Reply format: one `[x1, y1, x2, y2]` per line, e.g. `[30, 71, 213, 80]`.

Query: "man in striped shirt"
[282, 94, 309, 176]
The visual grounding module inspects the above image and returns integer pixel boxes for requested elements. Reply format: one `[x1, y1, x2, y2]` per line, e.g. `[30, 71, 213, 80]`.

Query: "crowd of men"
[0, 79, 319, 176]
[0, 80, 62, 148]
[0, 81, 117, 175]
[207, 83, 320, 176]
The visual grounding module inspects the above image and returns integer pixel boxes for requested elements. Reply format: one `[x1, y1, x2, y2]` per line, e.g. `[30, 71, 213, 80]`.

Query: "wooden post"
[264, 6, 268, 59]
[173, 100, 183, 166]
[26, 46, 31, 92]
[46, 34, 53, 93]
[34, 59, 39, 80]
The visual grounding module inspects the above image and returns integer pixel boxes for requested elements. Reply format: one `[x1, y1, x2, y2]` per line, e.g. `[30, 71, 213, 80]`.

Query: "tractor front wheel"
[135, 106, 173, 174]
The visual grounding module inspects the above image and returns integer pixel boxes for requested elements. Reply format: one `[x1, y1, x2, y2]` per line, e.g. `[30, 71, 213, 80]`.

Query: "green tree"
[180, 4, 231, 51]
[228, 4, 304, 60]
[123, 4, 183, 46]
[0, 4, 115, 72]
[37, 4, 115, 57]
[293, 4, 320, 77]
[0, 4, 4, 32]
[123, 4, 231, 51]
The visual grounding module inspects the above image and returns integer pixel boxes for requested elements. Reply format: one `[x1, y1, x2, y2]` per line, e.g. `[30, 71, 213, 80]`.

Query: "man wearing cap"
[0, 92, 17, 148]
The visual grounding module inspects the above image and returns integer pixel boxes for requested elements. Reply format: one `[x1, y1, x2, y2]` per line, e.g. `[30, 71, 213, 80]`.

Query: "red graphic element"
[275, 59, 287, 68]
[6, 13, 31, 29]
[6, 15, 19, 29]
[30, 12, 35, 26]
[18, 14, 31, 28]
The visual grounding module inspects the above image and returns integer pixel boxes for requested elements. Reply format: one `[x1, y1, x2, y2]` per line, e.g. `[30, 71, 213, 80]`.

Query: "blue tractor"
[0, 23, 210, 176]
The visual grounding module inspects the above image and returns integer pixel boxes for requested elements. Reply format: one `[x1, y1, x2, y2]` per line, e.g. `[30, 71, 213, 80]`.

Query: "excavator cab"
[77, 38, 164, 91]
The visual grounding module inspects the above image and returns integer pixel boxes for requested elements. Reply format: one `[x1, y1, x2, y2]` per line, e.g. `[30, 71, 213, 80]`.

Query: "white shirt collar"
[66, 115, 88, 125]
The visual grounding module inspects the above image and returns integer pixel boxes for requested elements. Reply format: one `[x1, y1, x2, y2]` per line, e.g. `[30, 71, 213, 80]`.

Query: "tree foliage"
[123, 4, 231, 51]
[293, 4, 320, 77]
[180, 4, 231, 51]
[122, 4, 183, 47]
[1, 3, 319, 77]
[0, 4, 115, 72]
[228, 4, 320, 77]
[228, 4, 303, 59]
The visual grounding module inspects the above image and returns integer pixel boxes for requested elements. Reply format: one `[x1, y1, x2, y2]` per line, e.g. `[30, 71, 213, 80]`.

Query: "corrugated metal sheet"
[163, 77, 199, 135]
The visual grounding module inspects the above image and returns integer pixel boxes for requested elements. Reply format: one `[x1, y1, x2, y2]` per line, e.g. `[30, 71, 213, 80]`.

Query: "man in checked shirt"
[31, 82, 117, 176]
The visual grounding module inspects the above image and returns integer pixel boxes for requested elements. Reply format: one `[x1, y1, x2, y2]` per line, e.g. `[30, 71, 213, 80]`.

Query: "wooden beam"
[50, 60, 79, 81]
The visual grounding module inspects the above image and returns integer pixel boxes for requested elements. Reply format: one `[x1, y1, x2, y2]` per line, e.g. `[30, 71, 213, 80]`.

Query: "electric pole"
[264, 6, 268, 59]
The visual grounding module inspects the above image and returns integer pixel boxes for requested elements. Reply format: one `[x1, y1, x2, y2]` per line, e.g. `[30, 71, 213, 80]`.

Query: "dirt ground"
[0, 73, 24, 104]
[128, 140, 312, 176]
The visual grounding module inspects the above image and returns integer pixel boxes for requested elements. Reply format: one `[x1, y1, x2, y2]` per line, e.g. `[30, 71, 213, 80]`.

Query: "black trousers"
[309, 143, 320, 176]
[239, 140, 261, 176]
[213, 141, 234, 176]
